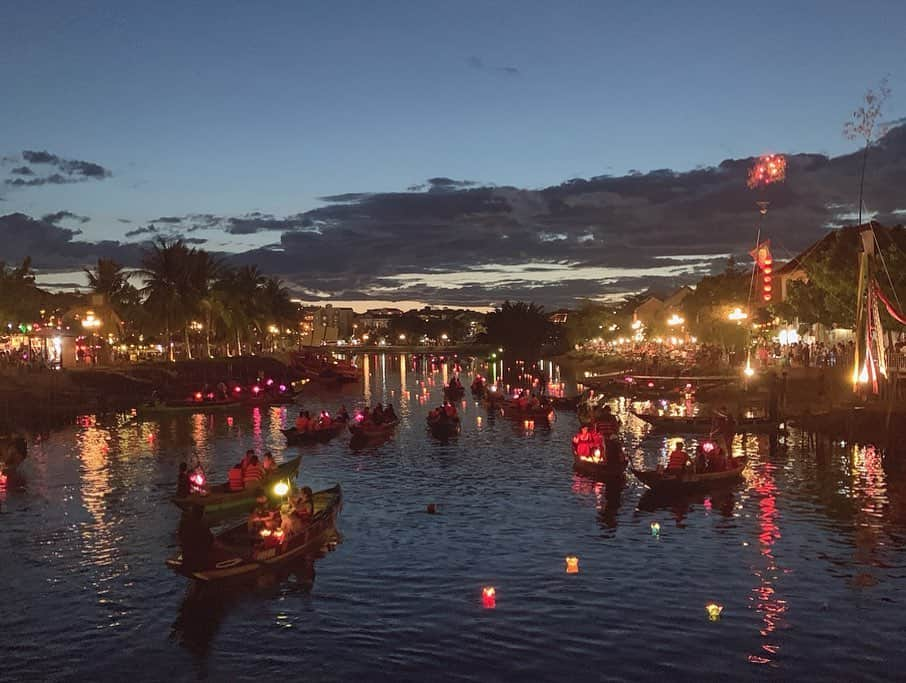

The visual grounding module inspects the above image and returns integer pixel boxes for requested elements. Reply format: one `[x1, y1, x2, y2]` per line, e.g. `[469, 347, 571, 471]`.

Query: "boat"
[138, 397, 241, 414]
[171, 456, 302, 517]
[500, 402, 554, 421]
[348, 418, 399, 439]
[572, 447, 627, 480]
[631, 458, 746, 493]
[630, 411, 778, 434]
[443, 385, 465, 401]
[281, 422, 346, 445]
[166, 484, 342, 582]
[427, 415, 461, 439]
[0, 435, 27, 474]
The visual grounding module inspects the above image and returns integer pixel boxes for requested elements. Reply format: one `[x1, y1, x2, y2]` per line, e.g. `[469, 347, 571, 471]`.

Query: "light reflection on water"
[1, 354, 904, 681]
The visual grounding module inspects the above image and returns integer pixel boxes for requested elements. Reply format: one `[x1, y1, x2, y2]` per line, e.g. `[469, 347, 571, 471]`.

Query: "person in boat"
[604, 435, 624, 467]
[372, 403, 385, 425]
[318, 410, 331, 428]
[707, 442, 727, 471]
[243, 455, 264, 488]
[295, 410, 310, 432]
[572, 425, 593, 458]
[179, 505, 216, 572]
[667, 441, 689, 473]
[247, 494, 275, 535]
[595, 405, 620, 439]
[176, 462, 190, 497]
[262, 451, 277, 472]
[240, 449, 254, 474]
[384, 403, 397, 422]
[282, 486, 314, 537]
[712, 407, 736, 452]
[337, 405, 350, 422]
[443, 401, 457, 419]
[228, 462, 245, 491]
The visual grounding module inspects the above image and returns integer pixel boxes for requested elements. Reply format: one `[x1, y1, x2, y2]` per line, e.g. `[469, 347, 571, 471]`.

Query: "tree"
[843, 77, 891, 230]
[562, 300, 616, 347]
[257, 276, 297, 351]
[139, 238, 194, 360]
[484, 301, 554, 356]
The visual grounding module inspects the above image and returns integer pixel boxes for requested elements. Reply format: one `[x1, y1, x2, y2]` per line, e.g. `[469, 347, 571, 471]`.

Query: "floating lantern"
[565, 556, 579, 574]
[426, 503, 437, 514]
[706, 603, 723, 621]
[482, 586, 496, 609]
[273, 481, 290, 497]
[233, 386, 242, 393]
[650, 521, 661, 536]
[189, 470, 206, 489]
[273, 529, 285, 540]
[194, 392, 203, 401]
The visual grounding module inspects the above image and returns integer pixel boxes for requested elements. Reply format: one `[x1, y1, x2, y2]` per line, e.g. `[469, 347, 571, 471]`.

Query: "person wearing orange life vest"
[572, 425, 593, 458]
[227, 462, 245, 491]
[667, 441, 689, 472]
[239, 449, 254, 474]
[243, 455, 265, 488]
[594, 405, 620, 439]
[443, 401, 457, 418]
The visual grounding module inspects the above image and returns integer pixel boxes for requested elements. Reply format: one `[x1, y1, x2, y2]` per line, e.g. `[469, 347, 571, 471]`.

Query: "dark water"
[1, 354, 904, 682]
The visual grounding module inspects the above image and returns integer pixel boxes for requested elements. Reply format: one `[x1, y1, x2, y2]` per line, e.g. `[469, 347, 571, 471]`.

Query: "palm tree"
[215, 265, 265, 356]
[186, 249, 224, 357]
[139, 238, 193, 360]
[257, 276, 297, 351]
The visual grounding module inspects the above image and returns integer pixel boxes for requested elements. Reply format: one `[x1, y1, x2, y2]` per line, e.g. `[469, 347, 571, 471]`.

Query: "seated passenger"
[384, 404, 397, 422]
[337, 405, 350, 422]
[667, 441, 688, 472]
[262, 451, 277, 472]
[572, 425, 593, 457]
[248, 495, 274, 534]
[243, 455, 264, 488]
[294, 411, 309, 431]
[227, 462, 245, 491]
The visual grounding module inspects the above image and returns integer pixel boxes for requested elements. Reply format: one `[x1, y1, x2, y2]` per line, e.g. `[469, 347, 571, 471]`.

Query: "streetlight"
[81, 311, 102, 365]
[666, 314, 684, 327]
[399, 334, 406, 342]
[727, 307, 748, 322]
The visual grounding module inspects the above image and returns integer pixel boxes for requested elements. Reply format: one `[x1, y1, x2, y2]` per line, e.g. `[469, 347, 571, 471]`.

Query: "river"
[1, 354, 903, 681]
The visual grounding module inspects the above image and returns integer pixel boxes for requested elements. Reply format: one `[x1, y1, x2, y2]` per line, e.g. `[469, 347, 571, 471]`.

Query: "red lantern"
[482, 586, 496, 609]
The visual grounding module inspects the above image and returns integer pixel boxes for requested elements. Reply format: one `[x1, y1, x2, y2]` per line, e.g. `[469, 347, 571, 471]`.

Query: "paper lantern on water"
[482, 586, 496, 609]
[426, 503, 437, 514]
[650, 521, 661, 537]
[565, 556, 579, 574]
[706, 603, 723, 621]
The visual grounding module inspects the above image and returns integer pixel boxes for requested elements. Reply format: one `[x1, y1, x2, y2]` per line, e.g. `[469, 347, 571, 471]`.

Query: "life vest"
[243, 464, 264, 486]
[667, 450, 687, 470]
[573, 432, 592, 457]
[228, 466, 244, 491]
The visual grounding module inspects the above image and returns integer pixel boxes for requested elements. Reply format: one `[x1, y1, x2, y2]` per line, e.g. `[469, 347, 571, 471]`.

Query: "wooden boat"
[500, 402, 554, 421]
[572, 448, 627, 480]
[171, 456, 302, 517]
[630, 411, 777, 434]
[281, 422, 345, 445]
[138, 398, 241, 414]
[550, 396, 580, 410]
[443, 385, 465, 400]
[348, 418, 399, 439]
[427, 415, 461, 439]
[166, 484, 342, 582]
[631, 458, 746, 493]
[0, 435, 27, 473]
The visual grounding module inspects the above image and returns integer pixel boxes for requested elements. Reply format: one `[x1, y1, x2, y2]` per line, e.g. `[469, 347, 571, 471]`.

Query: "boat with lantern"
[166, 484, 342, 582]
[630, 411, 777, 434]
[427, 414, 461, 439]
[281, 422, 346, 445]
[443, 385, 465, 401]
[138, 396, 242, 414]
[500, 401, 554, 421]
[631, 458, 746, 493]
[171, 456, 302, 517]
[348, 418, 399, 439]
[572, 446, 628, 480]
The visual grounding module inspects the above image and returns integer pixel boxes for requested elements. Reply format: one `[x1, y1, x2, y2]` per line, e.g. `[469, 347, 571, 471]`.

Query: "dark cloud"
[4, 150, 111, 187]
[117, 218, 133, 224]
[124, 224, 159, 238]
[153, 216, 183, 224]
[41, 210, 90, 225]
[426, 177, 478, 192]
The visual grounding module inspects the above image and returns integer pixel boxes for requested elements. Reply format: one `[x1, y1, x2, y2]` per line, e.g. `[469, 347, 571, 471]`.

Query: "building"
[632, 296, 664, 327]
[548, 309, 570, 325]
[356, 308, 403, 331]
[299, 304, 355, 346]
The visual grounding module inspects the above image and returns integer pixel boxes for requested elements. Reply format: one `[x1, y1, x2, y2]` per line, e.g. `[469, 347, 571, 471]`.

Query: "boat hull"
[631, 411, 777, 434]
[171, 456, 302, 518]
[281, 423, 345, 445]
[167, 485, 342, 582]
[631, 460, 746, 493]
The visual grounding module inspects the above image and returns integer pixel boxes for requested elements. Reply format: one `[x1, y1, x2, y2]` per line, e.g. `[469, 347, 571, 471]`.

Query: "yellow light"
[666, 313, 684, 327]
[273, 481, 290, 497]
[705, 603, 723, 620]
[631, 320, 642, 330]
[744, 364, 755, 377]
[565, 556, 579, 574]
[727, 307, 748, 321]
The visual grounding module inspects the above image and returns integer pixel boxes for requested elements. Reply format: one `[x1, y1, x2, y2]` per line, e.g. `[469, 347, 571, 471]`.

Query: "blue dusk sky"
[2, 1, 905, 308]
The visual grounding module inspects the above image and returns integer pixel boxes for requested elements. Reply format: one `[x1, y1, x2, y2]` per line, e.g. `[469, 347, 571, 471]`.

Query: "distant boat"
[630, 411, 778, 434]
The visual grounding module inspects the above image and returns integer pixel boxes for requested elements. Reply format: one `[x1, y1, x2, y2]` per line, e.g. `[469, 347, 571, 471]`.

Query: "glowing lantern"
[0, 472, 7, 487]
[266, 378, 274, 386]
[565, 556, 579, 574]
[482, 586, 496, 609]
[701, 441, 715, 454]
[523, 419, 535, 430]
[233, 386, 242, 394]
[278, 384, 287, 392]
[227, 417, 234, 427]
[650, 521, 660, 537]
[273, 529, 285, 540]
[273, 481, 290, 497]
[259, 528, 273, 538]
[189, 470, 206, 489]
[252, 385, 261, 395]
[194, 392, 203, 401]
[206, 392, 215, 400]
[706, 603, 723, 621]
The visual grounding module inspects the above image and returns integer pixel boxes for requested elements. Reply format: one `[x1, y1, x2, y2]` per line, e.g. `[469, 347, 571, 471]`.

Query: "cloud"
[124, 224, 159, 238]
[41, 210, 90, 225]
[3, 150, 112, 187]
[467, 55, 521, 77]
[117, 218, 133, 224]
